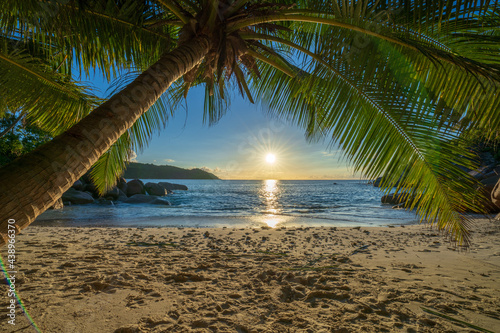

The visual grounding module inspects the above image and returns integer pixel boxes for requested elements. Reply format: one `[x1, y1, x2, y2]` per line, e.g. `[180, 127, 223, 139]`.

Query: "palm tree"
[0, 0, 499, 246]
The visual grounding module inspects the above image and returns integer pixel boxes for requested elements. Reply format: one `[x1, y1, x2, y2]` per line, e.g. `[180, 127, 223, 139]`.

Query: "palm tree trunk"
[0, 36, 211, 246]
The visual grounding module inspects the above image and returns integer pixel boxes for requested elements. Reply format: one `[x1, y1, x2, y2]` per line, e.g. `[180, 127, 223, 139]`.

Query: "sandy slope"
[1, 218, 499, 332]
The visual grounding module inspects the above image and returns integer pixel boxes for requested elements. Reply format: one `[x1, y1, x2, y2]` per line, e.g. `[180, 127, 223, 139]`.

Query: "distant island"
[123, 162, 219, 179]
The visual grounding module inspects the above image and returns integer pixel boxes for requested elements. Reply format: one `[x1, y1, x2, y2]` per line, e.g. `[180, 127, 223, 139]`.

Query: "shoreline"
[35, 211, 419, 229]
[1, 218, 499, 332]
[37, 179, 421, 230]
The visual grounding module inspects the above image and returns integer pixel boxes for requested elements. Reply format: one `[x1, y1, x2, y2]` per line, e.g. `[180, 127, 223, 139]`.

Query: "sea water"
[36, 179, 419, 228]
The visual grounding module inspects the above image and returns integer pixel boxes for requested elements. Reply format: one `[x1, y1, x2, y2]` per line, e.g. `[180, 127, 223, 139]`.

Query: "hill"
[123, 162, 219, 179]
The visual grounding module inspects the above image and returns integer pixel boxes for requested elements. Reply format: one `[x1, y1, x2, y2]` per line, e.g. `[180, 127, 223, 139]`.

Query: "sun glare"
[265, 153, 276, 164]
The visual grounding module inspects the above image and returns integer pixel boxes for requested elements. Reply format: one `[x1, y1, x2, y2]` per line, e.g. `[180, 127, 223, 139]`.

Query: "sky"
[88, 72, 359, 180]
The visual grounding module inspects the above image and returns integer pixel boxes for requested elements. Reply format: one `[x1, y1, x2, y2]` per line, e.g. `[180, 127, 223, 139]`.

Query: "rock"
[373, 176, 402, 188]
[96, 198, 114, 205]
[151, 198, 171, 205]
[117, 189, 128, 201]
[481, 166, 500, 181]
[71, 180, 84, 191]
[81, 171, 92, 185]
[481, 174, 500, 188]
[83, 183, 99, 197]
[126, 179, 145, 197]
[62, 188, 95, 204]
[117, 177, 127, 193]
[158, 182, 188, 191]
[478, 151, 496, 167]
[381, 193, 409, 205]
[123, 194, 158, 204]
[473, 173, 500, 213]
[84, 191, 94, 198]
[144, 182, 169, 196]
[103, 187, 120, 200]
[49, 198, 64, 210]
[459, 172, 500, 213]
[469, 163, 498, 180]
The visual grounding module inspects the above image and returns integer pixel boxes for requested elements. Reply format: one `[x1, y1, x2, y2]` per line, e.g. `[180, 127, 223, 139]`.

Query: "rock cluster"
[51, 177, 188, 209]
[381, 193, 407, 206]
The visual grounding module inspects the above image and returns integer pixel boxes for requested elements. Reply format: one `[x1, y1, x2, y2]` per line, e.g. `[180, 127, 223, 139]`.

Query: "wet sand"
[1, 218, 499, 332]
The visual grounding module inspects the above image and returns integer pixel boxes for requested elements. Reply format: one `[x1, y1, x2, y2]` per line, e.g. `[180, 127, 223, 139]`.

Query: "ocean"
[35, 179, 419, 228]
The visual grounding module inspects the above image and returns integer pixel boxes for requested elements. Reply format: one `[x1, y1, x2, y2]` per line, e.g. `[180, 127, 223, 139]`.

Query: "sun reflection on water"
[260, 179, 282, 228]
[264, 218, 280, 228]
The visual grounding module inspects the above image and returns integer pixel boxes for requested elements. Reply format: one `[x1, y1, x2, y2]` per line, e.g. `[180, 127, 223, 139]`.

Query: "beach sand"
[1, 218, 499, 332]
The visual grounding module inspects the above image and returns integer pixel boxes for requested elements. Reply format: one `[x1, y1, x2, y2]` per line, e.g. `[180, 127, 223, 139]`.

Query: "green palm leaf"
[0, 39, 98, 135]
[1, 0, 177, 79]
[90, 74, 186, 194]
[234, 11, 497, 244]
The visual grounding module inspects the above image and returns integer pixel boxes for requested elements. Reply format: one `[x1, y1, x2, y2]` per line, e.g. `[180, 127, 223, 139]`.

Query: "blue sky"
[88, 72, 358, 180]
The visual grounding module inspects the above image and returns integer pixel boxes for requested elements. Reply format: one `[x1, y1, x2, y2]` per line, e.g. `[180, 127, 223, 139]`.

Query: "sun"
[265, 153, 276, 164]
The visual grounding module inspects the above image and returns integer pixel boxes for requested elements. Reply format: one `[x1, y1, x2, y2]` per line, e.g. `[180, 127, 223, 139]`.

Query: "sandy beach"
[1, 218, 499, 332]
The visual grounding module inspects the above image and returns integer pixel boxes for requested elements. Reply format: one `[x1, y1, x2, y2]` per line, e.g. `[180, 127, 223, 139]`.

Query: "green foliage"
[0, 43, 99, 135]
[90, 73, 186, 194]
[123, 162, 219, 179]
[0, 113, 52, 166]
[466, 130, 500, 162]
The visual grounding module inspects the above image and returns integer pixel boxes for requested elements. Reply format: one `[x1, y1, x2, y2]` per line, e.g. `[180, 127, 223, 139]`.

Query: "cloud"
[199, 167, 223, 174]
[128, 150, 138, 162]
[164, 159, 175, 163]
[321, 150, 341, 158]
[321, 151, 334, 157]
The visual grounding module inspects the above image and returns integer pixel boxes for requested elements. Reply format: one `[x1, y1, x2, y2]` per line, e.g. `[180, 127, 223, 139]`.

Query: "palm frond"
[0, 42, 99, 135]
[90, 72, 186, 193]
[277, 9, 500, 136]
[1, 0, 177, 79]
[203, 73, 231, 125]
[90, 132, 132, 195]
[245, 33, 487, 245]
[156, 0, 191, 24]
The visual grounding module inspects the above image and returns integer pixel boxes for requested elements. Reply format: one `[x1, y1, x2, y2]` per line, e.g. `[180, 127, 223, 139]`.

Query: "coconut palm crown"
[1, 0, 500, 245]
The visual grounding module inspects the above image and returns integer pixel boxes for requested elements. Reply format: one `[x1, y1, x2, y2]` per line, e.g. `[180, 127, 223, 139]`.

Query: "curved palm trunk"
[0, 36, 210, 246]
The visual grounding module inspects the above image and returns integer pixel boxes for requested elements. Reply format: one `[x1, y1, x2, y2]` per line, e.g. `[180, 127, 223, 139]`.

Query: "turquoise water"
[36, 179, 418, 228]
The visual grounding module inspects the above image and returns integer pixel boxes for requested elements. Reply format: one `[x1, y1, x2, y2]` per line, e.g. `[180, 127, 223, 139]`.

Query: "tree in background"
[0, 0, 499, 246]
[0, 113, 52, 166]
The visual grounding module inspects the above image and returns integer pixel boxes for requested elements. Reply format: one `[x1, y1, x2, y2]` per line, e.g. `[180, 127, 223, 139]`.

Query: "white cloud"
[164, 159, 175, 163]
[128, 150, 138, 162]
[198, 167, 224, 174]
[321, 150, 341, 158]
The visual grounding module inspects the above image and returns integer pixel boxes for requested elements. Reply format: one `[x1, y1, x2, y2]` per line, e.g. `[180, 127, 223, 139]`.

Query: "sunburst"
[265, 153, 276, 164]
